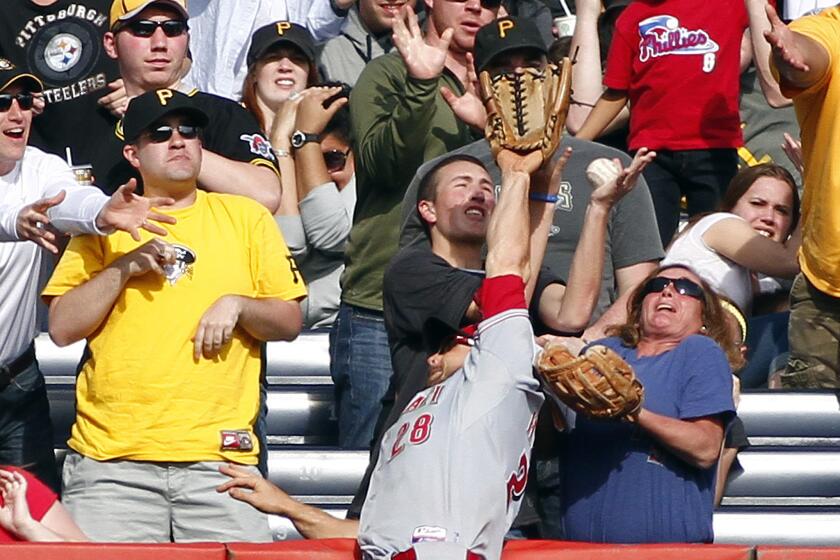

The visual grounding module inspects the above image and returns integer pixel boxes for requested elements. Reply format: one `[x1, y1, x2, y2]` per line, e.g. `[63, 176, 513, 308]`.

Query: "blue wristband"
[529, 192, 559, 203]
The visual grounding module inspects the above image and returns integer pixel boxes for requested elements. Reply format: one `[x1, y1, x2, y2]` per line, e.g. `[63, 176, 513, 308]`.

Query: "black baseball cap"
[246, 21, 316, 68]
[473, 17, 549, 74]
[0, 58, 43, 93]
[123, 88, 209, 141]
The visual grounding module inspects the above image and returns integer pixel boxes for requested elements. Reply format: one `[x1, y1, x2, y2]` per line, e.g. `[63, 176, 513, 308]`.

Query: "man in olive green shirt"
[333, 2, 499, 448]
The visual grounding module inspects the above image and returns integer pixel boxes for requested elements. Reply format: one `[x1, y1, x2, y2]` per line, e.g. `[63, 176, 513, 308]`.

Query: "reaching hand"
[392, 5, 453, 80]
[193, 295, 243, 360]
[0, 469, 34, 539]
[97, 179, 177, 241]
[113, 238, 177, 279]
[271, 94, 305, 148]
[98, 79, 129, 118]
[441, 52, 486, 129]
[764, 3, 810, 72]
[16, 191, 67, 254]
[531, 147, 574, 196]
[217, 464, 296, 515]
[294, 86, 349, 135]
[588, 148, 656, 208]
[781, 132, 803, 175]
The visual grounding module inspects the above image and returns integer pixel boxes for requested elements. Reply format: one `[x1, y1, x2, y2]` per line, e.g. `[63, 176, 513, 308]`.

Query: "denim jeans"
[330, 303, 393, 449]
[0, 358, 59, 492]
[641, 148, 738, 245]
[740, 311, 790, 388]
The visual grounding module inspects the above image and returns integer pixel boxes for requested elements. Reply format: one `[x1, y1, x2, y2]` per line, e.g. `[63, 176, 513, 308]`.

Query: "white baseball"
[585, 158, 621, 188]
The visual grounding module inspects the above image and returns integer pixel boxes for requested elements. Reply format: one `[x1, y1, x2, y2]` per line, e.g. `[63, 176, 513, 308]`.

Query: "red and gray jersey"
[358, 307, 544, 560]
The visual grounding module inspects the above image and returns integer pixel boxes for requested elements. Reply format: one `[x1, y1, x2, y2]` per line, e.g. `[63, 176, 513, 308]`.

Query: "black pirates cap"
[246, 21, 317, 68]
[473, 17, 549, 74]
[0, 58, 43, 93]
[123, 88, 209, 141]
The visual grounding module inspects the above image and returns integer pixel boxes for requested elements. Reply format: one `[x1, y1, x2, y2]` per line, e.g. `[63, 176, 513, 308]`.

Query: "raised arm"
[746, 0, 791, 107]
[352, 6, 453, 189]
[574, 88, 629, 141]
[764, 3, 830, 90]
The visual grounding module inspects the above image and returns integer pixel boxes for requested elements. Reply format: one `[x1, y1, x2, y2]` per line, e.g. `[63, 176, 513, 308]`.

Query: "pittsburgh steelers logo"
[30, 20, 99, 83]
[44, 33, 83, 73]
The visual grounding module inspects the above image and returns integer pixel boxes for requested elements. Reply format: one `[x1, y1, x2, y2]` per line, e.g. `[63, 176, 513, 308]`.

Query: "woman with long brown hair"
[558, 264, 737, 543]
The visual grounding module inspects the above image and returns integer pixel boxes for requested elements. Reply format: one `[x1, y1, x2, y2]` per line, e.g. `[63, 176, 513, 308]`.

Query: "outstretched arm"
[764, 3, 830, 90]
[540, 149, 656, 333]
[746, 0, 791, 107]
[217, 464, 358, 539]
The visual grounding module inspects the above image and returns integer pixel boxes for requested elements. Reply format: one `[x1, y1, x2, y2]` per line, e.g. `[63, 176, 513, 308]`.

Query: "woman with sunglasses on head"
[662, 163, 801, 386]
[555, 264, 740, 543]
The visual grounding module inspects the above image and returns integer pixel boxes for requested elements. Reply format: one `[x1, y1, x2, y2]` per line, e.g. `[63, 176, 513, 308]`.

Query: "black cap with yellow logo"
[0, 58, 43, 93]
[246, 21, 316, 68]
[473, 17, 548, 75]
[123, 89, 209, 141]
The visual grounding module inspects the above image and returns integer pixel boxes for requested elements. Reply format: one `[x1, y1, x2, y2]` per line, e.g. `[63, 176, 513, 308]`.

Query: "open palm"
[392, 5, 453, 80]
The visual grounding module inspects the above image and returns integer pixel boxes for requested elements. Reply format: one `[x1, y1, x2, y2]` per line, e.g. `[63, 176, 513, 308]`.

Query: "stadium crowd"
[0, 0, 836, 556]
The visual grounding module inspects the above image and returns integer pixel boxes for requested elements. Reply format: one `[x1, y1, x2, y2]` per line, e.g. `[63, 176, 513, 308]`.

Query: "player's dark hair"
[719, 163, 800, 238]
[416, 154, 487, 205]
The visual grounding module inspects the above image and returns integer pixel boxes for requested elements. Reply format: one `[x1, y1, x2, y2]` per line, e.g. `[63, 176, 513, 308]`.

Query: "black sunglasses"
[144, 124, 201, 143]
[0, 93, 34, 112]
[641, 277, 704, 301]
[323, 148, 350, 172]
[124, 19, 189, 38]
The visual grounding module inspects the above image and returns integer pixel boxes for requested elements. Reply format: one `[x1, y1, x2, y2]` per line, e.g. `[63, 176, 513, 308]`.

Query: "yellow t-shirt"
[43, 191, 307, 463]
[779, 8, 840, 295]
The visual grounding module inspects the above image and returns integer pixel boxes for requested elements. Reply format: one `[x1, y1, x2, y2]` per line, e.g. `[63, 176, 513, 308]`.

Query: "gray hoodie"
[318, 6, 394, 87]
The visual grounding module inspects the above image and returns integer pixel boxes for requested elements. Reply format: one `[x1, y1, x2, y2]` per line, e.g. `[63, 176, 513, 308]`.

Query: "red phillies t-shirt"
[0, 466, 57, 542]
[604, 0, 748, 150]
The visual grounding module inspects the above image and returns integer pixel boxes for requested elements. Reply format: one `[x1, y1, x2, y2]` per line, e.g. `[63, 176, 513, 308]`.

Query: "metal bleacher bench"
[36, 333, 840, 545]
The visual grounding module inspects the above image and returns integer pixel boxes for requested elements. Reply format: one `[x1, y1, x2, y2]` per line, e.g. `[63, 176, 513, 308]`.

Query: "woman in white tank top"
[663, 163, 801, 313]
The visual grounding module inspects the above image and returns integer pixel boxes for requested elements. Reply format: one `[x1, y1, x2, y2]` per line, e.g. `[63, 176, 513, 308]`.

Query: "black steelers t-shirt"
[0, 1, 120, 167]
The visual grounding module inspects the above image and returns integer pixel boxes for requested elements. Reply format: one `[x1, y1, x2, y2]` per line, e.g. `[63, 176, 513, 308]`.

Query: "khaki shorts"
[62, 451, 273, 542]
[782, 273, 840, 389]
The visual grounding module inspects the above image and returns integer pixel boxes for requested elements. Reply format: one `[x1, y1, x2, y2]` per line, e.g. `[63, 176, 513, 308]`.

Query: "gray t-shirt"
[400, 137, 665, 321]
[358, 308, 544, 559]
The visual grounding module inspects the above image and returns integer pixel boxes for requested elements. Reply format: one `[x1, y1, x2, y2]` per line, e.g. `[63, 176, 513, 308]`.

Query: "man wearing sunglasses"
[0, 0, 123, 173]
[43, 89, 307, 542]
[90, 0, 282, 213]
[0, 60, 177, 493]
[334, 0, 501, 450]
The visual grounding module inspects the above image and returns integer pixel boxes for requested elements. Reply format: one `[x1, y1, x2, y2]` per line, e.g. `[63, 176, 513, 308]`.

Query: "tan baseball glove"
[478, 57, 572, 161]
[537, 343, 644, 420]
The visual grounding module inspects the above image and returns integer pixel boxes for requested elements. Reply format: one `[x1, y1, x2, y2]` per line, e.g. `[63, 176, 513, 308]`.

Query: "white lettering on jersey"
[637, 15, 719, 72]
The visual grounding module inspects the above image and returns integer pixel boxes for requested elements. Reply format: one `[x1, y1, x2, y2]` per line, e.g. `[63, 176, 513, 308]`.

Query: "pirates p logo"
[498, 20, 514, 38]
[156, 89, 174, 106]
[276, 22, 292, 35]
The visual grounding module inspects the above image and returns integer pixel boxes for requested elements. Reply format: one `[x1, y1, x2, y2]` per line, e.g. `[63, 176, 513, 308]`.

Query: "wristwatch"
[290, 130, 321, 150]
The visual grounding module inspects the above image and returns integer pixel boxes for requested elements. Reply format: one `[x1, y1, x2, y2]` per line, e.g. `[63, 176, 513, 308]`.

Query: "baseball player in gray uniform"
[356, 152, 551, 560]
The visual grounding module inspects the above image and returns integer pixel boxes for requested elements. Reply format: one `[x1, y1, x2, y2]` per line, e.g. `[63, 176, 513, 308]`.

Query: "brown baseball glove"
[537, 343, 644, 420]
[478, 57, 572, 161]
